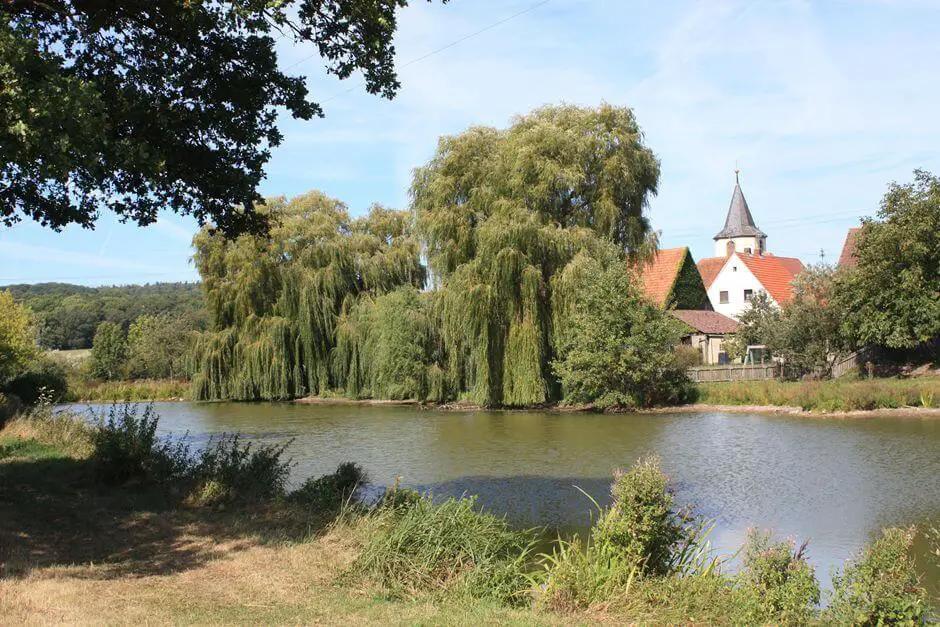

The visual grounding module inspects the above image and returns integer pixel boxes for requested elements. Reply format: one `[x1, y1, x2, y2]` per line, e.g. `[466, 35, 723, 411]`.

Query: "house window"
[719, 290, 729, 304]
[732, 266, 738, 272]
[744, 247, 752, 254]
[744, 289, 754, 301]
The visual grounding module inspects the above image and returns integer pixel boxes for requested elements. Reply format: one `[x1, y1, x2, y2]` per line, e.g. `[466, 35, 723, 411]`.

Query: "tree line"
[189, 104, 695, 408]
[4, 282, 206, 350]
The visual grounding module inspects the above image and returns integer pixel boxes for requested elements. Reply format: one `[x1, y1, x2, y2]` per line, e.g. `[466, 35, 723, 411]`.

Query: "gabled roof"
[736, 253, 804, 305]
[639, 247, 689, 307]
[670, 310, 740, 335]
[838, 227, 861, 268]
[696, 257, 726, 289]
[714, 173, 766, 240]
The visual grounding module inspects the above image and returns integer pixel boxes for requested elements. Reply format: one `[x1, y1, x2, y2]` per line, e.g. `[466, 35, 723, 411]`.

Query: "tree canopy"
[551, 257, 695, 409]
[0, 289, 39, 383]
[190, 191, 425, 400]
[1, 0, 436, 235]
[413, 103, 661, 406]
[835, 170, 940, 349]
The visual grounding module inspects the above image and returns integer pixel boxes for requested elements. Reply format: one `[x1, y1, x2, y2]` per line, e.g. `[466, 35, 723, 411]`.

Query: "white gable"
[706, 253, 778, 318]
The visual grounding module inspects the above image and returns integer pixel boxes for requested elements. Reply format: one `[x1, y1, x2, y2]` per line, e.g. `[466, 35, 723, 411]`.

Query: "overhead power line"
[283, 0, 552, 104]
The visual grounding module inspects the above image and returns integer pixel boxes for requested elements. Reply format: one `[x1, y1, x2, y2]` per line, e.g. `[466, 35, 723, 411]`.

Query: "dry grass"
[0, 412, 94, 458]
[0, 525, 559, 626]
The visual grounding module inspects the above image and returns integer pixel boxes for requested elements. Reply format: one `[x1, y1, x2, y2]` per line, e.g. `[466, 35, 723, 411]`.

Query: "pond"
[64, 401, 940, 597]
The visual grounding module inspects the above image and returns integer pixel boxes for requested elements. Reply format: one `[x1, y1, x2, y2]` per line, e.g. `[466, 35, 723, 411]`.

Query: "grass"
[698, 376, 940, 412]
[63, 378, 192, 402]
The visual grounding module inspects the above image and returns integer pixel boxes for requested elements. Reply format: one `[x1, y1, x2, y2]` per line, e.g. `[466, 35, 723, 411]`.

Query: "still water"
[67, 401, 940, 595]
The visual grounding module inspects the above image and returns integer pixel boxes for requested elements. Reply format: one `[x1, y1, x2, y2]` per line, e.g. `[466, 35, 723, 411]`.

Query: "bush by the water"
[0, 359, 69, 406]
[535, 457, 717, 611]
[189, 434, 293, 505]
[591, 457, 692, 576]
[289, 461, 365, 511]
[824, 526, 927, 625]
[737, 529, 819, 624]
[92, 404, 191, 486]
[698, 377, 940, 411]
[351, 494, 537, 605]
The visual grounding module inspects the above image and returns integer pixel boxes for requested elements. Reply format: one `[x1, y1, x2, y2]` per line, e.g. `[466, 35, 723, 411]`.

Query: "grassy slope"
[698, 377, 940, 412]
[0, 424, 562, 625]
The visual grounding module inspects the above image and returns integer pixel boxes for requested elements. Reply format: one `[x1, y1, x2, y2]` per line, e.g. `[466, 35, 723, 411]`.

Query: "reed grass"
[63, 378, 192, 402]
[349, 494, 538, 605]
[698, 377, 940, 411]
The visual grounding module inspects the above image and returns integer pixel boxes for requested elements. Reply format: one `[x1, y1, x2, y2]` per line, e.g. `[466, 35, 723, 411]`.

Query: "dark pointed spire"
[713, 170, 765, 240]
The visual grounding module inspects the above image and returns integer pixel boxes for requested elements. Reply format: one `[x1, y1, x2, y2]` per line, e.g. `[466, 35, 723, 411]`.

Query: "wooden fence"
[829, 346, 878, 379]
[687, 364, 781, 383]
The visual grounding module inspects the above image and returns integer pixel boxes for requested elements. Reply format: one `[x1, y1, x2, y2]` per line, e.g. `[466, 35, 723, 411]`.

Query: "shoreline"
[290, 396, 940, 419]
[63, 393, 940, 420]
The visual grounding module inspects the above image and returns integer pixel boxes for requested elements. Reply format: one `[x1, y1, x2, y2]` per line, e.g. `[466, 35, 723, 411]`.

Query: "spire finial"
[735, 165, 740, 184]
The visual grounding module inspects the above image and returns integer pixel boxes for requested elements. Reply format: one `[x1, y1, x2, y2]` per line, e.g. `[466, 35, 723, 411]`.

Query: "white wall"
[706, 253, 777, 318]
[713, 235, 765, 258]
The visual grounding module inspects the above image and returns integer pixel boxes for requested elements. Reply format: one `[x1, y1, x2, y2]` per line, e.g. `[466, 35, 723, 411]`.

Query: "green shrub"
[351, 494, 537, 605]
[92, 404, 191, 486]
[288, 461, 365, 511]
[737, 529, 819, 624]
[190, 434, 293, 505]
[535, 458, 717, 611]
[824, 526, 927, 625]
[0, 392, 24, 428]
[592, 457, 689, 576]
[0, 359, 68, 405]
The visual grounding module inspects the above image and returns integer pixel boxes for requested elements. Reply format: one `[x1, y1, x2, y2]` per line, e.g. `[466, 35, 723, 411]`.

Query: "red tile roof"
[669, 310, 740, 334]
[639, 247, 689, 307]
[737, 253, 805, 305]
[838, 227, 861, 268]
[696, 256, 727, 289]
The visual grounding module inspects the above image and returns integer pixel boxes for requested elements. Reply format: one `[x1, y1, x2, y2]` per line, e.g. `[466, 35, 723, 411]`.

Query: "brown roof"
[639, 247, 688, 307]
[838, 227, 861, 268]
[737, 253, 805, 305]
[670, 310, 740, 334]
[696, 257, 726, 289]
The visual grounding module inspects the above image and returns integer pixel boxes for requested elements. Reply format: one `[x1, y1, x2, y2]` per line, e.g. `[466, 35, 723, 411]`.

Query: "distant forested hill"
[4, 282, 206, 349]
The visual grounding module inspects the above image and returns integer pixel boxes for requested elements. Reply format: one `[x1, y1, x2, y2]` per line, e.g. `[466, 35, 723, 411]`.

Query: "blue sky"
[2, 0, 939, 286]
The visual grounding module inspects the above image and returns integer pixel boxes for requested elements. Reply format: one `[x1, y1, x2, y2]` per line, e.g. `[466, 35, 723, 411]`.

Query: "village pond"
[63, 401, 940, 597]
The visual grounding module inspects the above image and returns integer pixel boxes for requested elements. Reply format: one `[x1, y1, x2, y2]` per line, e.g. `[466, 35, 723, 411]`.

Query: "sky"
[2, 0, 939, 286]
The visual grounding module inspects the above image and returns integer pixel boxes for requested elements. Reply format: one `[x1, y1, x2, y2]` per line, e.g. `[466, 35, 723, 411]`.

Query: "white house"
[696, 174, 804, 318]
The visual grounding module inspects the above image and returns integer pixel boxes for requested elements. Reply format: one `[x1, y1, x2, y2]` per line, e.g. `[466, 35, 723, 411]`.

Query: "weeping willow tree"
[412, 103, 660, 407]
[333, 286, 448, 402]
[190, 192, 425, 400]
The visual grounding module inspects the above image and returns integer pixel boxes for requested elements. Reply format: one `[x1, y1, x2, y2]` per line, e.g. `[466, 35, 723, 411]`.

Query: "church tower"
[713, 170, 766, 257]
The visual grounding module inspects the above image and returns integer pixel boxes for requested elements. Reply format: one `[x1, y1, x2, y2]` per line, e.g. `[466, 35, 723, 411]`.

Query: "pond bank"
[290, 395, 940, 419]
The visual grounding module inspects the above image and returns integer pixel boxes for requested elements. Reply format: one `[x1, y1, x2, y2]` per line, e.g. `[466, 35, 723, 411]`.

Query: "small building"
[669, 309, 740, 365]
[638, 246, 712, 310]
[695, 173, 804, 318]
